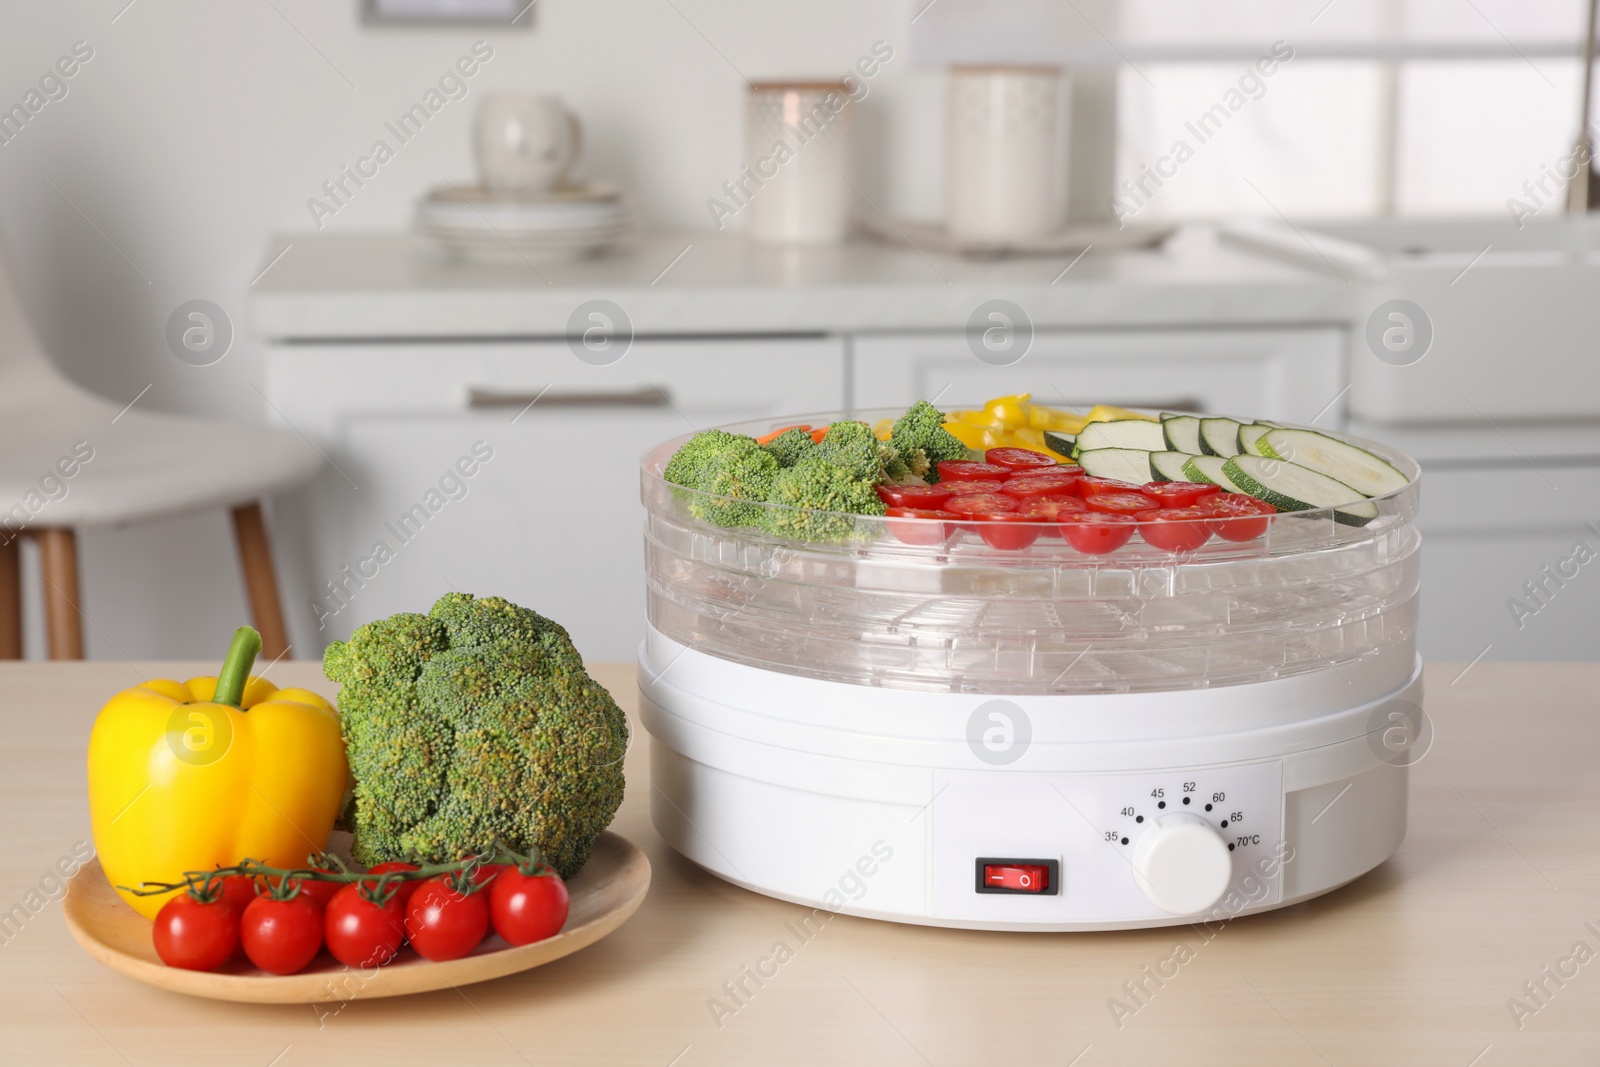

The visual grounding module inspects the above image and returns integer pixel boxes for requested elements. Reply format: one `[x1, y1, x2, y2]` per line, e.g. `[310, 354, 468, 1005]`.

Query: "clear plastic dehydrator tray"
[641, 409, 1422, 696]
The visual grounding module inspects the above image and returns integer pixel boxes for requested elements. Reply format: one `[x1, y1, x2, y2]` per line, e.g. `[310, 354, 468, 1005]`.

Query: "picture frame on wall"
[362, 0, 534, 25]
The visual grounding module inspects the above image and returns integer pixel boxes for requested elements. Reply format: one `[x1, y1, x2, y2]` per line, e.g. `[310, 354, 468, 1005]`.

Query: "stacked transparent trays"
[642, 411, 1422, 696]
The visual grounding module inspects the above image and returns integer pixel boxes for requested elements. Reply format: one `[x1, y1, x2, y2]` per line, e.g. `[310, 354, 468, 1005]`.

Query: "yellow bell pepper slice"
[872, 418, 895, 441]
[983, 393, 1032, 429]
[1086, 403, 1158, 423]
[943, 421, 996, 450]
[87, 626, 348, 919]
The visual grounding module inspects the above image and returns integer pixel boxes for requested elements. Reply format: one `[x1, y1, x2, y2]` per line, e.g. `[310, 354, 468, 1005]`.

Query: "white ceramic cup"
[475, 92, 582, 194]
[945, 66, 1069, 241]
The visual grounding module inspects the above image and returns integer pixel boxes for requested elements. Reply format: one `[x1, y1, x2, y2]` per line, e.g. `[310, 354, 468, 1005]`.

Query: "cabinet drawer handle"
[466, 384, 672, 409]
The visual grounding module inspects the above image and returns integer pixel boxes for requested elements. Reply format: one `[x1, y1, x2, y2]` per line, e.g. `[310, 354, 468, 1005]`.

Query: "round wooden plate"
[62, 831, 650, 1004]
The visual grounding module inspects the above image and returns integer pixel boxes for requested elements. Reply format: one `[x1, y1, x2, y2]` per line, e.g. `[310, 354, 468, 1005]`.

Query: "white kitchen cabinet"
[1415, 464, 1600, 663]
[263, 339, 846, 661]
[850, 327, 1346, 425]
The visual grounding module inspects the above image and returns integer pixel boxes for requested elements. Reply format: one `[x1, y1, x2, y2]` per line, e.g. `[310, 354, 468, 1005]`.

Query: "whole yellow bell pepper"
[87, 626, 348, 919]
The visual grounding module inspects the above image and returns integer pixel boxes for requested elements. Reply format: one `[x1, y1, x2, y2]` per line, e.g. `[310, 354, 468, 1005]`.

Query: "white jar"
[945, 66, 1069, 241]
[743, 81, 854, 244]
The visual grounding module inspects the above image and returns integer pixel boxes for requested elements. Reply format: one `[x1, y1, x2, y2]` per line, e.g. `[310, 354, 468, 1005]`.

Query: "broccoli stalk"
[890, 400, 967, 482]
[323, 593, 628, 877]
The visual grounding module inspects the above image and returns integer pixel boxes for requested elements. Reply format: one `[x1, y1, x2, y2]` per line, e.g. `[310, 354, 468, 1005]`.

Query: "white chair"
[0, 236, 320, 659]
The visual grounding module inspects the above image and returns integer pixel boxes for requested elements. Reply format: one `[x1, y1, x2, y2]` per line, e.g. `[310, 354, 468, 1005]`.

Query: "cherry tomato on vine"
[324, 883, 405, 968]
[216, 874, 257, 916]
[406, 878, 489, 962]
[469, 863, 509, 892]
[364, 861, 421, 911]
[287, 866, 342, 911]
[240, 893, 324, 975]
[489, 868, 571, 947]
[153, 892, 240, 972]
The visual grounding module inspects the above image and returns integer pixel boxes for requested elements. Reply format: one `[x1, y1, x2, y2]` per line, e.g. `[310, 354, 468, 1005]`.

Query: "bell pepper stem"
[213, 625, 262, 708]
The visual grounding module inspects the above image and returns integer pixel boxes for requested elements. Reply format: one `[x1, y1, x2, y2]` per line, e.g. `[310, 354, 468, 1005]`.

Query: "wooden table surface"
[3, 660, 1596, 1066]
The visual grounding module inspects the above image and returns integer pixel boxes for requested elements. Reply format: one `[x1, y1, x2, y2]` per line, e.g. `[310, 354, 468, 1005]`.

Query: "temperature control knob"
[1131, 812, 1233, 914]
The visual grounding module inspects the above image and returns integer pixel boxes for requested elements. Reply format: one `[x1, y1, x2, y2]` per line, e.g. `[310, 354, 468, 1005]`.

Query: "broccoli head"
[323, 592, 628, 877]
[760, 426, 817, 468]
[663, 429, 778, 527]
[760, 454, 886, 541]
[890, 400, 968, 482]
[813, 421, 906, 484]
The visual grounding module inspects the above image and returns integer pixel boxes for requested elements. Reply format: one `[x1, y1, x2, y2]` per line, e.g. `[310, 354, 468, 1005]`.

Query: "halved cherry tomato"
[1206, 494, 1277, 541]
[1139, 508, 1214, 552]
[885, 507, 951, 545]
[976, 513, 1045, 550]
[941, 493, 1018, 517]
[1008, 461, 1080, 479]
[1084, 492, 1160, 516]
[363, 861, 421, 912]
[324, 883, 406, 969]
[1015, 496, 1084, 522]
[406, 878, 490, 962]
[153, 892, 240, 972]
[937, 460, 1011, 483]
[1140, 481, 1220, 509]
[240, 893, 324, 975]
[984, 447, 1058, 472]
[1000, 473, 1082, 499]
[941, 479, 1008, 496]
[876, 483, 953, 509]
[489, 868, 571, 947]
[1059, 512, 1137, 554]
[1077, 476, 1148, 497]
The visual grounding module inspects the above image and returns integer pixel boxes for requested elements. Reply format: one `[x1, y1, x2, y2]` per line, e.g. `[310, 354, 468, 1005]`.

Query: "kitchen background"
[1, 0, 1595, 663]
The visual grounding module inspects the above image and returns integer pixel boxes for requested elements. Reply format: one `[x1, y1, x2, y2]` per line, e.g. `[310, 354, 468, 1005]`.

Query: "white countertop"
[250, 227, 1353, 341]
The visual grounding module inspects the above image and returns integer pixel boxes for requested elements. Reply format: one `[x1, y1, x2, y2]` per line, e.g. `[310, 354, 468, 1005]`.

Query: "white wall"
[0, 0, 941, 658]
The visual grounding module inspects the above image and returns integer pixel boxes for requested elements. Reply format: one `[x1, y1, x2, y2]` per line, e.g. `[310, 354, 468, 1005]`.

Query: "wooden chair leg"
[0, 534, 20, 659]
[231, 502, 290, 662]
[37, 528, 84, 660]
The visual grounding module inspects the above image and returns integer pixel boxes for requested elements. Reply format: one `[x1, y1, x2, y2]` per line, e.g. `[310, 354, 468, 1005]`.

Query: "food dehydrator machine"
[638, 410, 1423, 930]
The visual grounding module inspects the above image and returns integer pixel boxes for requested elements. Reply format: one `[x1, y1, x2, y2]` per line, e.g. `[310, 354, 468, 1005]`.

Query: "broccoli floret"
[890, 400, 968, 482]
[760, 427, 817, 468]
[760, 455, 886, 541]
[813, 421, 905, 484]
[663, 429, 778, 527]
[323, 593, 628, 877]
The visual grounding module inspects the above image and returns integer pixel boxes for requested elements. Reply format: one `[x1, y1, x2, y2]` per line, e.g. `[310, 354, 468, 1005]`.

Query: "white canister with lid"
[945, 66, 1069, 241]
[743, 81, 855, 244]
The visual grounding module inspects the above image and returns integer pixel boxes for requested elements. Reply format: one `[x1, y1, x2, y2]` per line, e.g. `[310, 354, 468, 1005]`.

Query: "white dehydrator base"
[640, 629, 1418, 932]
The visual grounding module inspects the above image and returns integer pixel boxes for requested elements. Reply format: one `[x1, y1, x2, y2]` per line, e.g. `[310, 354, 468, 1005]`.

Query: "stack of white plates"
[415, 182, 637, 263]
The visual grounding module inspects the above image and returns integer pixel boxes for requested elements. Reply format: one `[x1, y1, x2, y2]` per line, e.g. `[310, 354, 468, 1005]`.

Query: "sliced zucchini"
[1075, 418, 1168, 454]
[1223, 455, 1379, 527]
[1150, 451, 1199, 482]
[1237, 423, 1275, 457]
[1181, 454, 1250, 493]
[1256, 428, 1409, 497]
[1161, 415, 1203, 455]
[1198, 417, 1243, 457]
[1043, 430, 1075, 456]
[1077, 448, 1154, 485]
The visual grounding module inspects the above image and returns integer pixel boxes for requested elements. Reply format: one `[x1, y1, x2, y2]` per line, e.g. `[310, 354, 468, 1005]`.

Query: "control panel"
[930, 762, 1284, 924]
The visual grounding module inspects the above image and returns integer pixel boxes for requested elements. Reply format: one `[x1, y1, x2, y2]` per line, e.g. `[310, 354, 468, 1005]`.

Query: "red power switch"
[984, 863, 1049, 892]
